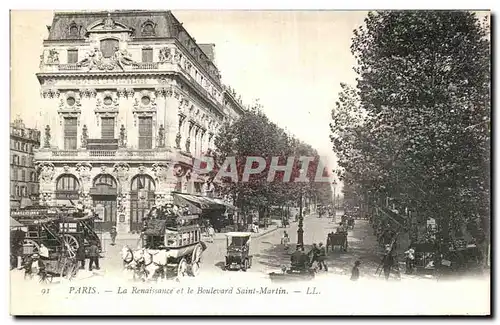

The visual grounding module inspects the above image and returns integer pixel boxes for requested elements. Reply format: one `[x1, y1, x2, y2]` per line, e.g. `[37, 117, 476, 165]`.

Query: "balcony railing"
[58, 63, 80, 71]
[52, 150, 79, 157]
[89, 150, 116, 157]
[36, 148, 174, 161]
[133, 62, 159, 70]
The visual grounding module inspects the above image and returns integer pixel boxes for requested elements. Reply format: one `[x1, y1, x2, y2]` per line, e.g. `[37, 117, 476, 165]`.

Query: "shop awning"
[212, 198, 238, 212]
[10, 217, 23, 228]
[173, 193, 225, 213]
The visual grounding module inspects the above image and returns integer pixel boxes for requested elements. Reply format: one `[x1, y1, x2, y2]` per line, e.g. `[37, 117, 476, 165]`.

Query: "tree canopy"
[330, 11, 490, 251]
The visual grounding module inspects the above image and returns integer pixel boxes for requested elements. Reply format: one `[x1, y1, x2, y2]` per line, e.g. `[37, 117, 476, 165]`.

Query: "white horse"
[129, 248, 170, 282]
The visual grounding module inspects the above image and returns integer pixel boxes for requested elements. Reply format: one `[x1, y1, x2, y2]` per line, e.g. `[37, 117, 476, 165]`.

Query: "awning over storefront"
[10, 217, 23, 228]
[212, 198, 238, 212]
[172, 193, 226, 213]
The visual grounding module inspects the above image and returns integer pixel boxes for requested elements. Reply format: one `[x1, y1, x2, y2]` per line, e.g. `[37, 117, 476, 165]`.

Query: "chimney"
[199, 43, 216, 63]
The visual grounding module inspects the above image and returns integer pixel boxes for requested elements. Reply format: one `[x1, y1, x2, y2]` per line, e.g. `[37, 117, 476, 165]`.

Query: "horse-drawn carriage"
[326, 231, 348, 252]
[11, 205, 101, 282]
[122, 204, 205, 281]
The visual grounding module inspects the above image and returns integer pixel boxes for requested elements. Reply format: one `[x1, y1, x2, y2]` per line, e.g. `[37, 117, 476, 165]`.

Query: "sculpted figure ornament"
[76, 162, 92, 182]
[175, 132, 181, 149]
[119, 124, 127, 148]
[152, 163, 170, 184]
[47, 49, 59, 64]
[79, 47, 102, 71]
[158, 47, 172, 62]
[44, 125, 51, 148]
[157, 124, 165, 148]
[103, 14, 116, 29]
[185, 137, 191, 153]
[113, 162, 130, 183]
[81, 125, 88, 148]
[114, 47, 135, 71]
[37, 162, 55, 183]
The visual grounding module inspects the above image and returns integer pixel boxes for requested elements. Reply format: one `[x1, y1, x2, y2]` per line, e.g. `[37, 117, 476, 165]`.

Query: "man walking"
[317, 243, 328, 271]
[351, 260, 361, 281]
[88, 241, 100, 271]
[110, 226, 117, 246]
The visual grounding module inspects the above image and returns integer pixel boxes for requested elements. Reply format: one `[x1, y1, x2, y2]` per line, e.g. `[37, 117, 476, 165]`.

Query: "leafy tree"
[331, 11, 490, 262]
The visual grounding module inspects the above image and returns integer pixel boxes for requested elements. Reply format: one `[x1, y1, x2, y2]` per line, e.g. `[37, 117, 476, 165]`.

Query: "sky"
[10, 10, 368, 191]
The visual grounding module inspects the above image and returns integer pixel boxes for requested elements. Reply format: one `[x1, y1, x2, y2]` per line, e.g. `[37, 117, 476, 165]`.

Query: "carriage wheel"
[177, 258, 189, 278]
[62, 235, 79, 258]
[190, 262, 200, 277]
[191, 244, 203, 265]
[242, 259, 249, 272]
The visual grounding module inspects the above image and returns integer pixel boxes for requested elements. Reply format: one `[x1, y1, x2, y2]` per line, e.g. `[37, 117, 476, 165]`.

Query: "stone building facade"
[10, 118, 41, 209]
[35, 11, 244, 234]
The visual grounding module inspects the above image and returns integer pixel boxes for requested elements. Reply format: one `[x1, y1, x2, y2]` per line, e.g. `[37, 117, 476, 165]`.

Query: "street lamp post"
[297, 168, 305, 248]
[297, 189, 304, 248]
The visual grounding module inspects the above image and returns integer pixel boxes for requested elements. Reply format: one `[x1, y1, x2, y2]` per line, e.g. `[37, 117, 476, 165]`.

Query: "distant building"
[10, 118, 41, 209]
[35, 10, 244, 233]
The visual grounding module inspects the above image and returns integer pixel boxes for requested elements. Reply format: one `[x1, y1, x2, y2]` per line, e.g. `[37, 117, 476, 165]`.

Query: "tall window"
[64, 117, 78, 150]
[138, 117, 153, 149]
[67, 49, 78, 63]
[142, 48, 153, 62]
[101, 117, 115, 139]
[21, 157, 26, 166]
[22, 170, 25, 182]
[12, 154, 17, 165]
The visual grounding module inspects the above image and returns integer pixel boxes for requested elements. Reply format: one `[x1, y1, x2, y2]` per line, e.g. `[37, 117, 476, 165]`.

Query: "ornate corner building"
[10, 118, 41, 209]
[35, 11, 244, 234]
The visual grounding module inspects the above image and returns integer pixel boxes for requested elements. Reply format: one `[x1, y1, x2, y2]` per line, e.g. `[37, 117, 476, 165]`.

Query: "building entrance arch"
[129, 174, 156, 232]
[91, 174, 117, 231]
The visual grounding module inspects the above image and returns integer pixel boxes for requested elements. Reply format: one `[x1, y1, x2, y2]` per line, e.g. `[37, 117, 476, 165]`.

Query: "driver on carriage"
[27, 253, 45, 278]
[290, 245, 308, 271]
[336, 222, 347, 234]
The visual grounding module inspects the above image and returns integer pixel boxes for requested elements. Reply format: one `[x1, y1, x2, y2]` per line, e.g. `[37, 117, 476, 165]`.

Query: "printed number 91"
[41, 288, 50, 295]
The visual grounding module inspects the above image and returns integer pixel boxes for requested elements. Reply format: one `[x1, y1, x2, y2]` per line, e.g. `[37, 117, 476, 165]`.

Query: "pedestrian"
[76, 244, 86, 269]
[317, 242, 328, 271]
[110, 226, 117, 246]
[88, 241, 100, 271]
[351, 260, 361, 281]
[382, 245, 394, 280]
[404, 246, 415, 274]
[308, 243, 320, 267]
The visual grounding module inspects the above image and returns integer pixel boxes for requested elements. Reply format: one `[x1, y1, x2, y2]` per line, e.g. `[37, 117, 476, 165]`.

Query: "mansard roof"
[47, 10, 180, 40]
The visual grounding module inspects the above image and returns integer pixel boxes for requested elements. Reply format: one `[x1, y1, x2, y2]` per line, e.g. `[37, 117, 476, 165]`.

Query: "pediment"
[86, 16, 133, 34]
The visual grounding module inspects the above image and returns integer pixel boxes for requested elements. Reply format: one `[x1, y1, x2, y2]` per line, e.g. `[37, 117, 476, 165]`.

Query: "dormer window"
[69, 23, 79, 38]
[141, 20, 156, 36]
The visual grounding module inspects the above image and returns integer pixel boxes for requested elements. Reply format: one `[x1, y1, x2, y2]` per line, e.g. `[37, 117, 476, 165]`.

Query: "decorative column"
[76, 162, 93, 208]
[113, 162, 131, 234]
[37, 162, 55, 206]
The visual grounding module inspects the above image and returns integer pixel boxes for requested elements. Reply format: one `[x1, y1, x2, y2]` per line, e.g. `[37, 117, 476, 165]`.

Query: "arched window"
[129, 175, 156, 232]
[141, 21, 156, 36]
[100, 38, 119, 58]
[55, 174, 80, 200]
[69, 23, 79, 37]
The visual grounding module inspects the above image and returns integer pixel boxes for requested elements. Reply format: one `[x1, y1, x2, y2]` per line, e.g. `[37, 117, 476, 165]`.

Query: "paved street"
[88, 211, 392, 280]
